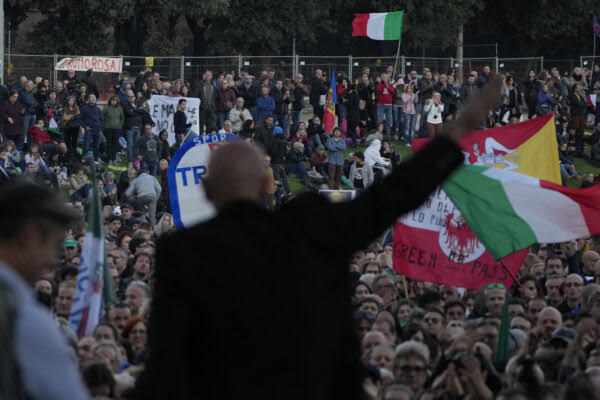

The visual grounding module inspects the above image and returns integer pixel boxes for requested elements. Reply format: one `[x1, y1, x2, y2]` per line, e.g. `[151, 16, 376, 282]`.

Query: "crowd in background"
[2, 63, 600, 399]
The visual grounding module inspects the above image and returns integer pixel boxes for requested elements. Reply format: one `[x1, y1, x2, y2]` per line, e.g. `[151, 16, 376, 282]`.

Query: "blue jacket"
[326, 136, 346, 165]
[537, 91, 554, 107]
[257, 96, 275, 120]
[19, 90, 37, 115]
[80, 104, 104, 129]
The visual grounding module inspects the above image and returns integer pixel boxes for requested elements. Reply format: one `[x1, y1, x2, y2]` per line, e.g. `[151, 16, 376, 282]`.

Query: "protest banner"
[168, 133, 239, 228]
[393, 187, 528, 290]
[148, 95, 200, 145]
[55, 56, 123, 73]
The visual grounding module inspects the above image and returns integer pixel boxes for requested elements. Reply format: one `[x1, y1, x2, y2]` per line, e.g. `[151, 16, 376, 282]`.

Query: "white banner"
[55, 56, 123, 73]
[148, 95, 200, 145]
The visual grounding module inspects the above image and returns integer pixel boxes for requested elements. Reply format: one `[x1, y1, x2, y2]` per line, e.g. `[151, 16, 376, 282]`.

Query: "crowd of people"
[2, 62, 600, 399]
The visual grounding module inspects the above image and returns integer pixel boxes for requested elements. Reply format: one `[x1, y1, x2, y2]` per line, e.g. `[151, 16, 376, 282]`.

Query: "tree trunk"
[185, 16, 210, 56]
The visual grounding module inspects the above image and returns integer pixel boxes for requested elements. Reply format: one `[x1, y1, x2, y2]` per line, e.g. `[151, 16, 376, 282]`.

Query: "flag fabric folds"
[352, 11, 404, 40]
[593, 14, 600, 39]
[323, 69, 337, 134]
[69, 173, 117, 338]
[393, 116, 561, 290]
[443, 165, 600, 261]
[48, 108, 59, 135]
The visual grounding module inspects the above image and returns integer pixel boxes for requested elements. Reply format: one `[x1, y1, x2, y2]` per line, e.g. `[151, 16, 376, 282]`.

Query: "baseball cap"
[120, 203, 132, 210]
[550, 328, 575, 346]
[63, 238, 78, 248]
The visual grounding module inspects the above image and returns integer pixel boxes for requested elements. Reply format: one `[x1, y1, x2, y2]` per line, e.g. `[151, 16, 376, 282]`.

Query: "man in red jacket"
[377, 73, 395, 136]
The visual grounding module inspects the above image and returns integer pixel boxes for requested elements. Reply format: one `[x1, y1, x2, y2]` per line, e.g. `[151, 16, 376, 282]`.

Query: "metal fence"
[2, 53, 586, 100]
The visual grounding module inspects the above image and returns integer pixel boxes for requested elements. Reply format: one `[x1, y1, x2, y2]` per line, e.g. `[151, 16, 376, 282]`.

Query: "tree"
[211, 0, 327, 55]
[27, 0, 134, 54]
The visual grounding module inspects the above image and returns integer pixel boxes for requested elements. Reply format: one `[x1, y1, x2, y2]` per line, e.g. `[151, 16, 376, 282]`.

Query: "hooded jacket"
[364, 140, 390, 168]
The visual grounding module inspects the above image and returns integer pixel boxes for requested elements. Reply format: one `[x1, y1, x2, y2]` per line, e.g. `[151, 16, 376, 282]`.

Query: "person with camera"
[423, 92, 444, 138]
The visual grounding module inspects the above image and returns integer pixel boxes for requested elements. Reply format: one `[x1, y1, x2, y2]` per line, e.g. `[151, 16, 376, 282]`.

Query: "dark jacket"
[134, 134, 161, 163]
[357, 81, 375, 105]
[268, 136, 287, 164]
[195, 81, 216, 110]
[173, 110, 191, 135]
[237, 84, 259, 108]
[79, 104, 103, 129]
[215, 87, 236, 113]
[18, 90, 37, 115]
[270, 87, 290, 115]
[123, 102, 144, 129]
[292, 86, 304, 112]
[345, 89, 360, 124]
[0, 100, 25, 136]
[568, 92, 587, 116]
[309, 78, 327, 106]
[460, 83, 480, 105]
[135, 136, 464, 400]
[81, 74, 100, 98]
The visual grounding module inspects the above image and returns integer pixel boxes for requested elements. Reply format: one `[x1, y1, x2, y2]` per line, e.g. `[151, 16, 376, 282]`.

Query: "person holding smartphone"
[423, 92, 444, 138]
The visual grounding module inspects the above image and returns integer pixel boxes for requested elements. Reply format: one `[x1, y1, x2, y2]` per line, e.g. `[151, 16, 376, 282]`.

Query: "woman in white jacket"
[364, 139, 391, 181]
[423, 92, 444, 138]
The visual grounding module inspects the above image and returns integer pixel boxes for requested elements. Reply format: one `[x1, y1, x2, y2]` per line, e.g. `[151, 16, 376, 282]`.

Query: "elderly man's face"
[394, 355, 428, 394]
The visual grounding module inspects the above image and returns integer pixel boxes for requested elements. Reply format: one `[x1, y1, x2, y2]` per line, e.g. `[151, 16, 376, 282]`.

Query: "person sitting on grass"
[285, 142, 308, 181]
[310, 145, 329, 179]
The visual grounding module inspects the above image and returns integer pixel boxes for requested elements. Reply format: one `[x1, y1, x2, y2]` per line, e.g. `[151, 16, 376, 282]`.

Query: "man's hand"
[445, 74, 503, 142]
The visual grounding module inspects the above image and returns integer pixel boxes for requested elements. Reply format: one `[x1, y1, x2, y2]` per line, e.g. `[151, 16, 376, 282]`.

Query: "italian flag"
[68, 173, 117, 338]
[352, 11, 404, 40]
[443, 165, 600, 260]
[48, 108, 59, 134]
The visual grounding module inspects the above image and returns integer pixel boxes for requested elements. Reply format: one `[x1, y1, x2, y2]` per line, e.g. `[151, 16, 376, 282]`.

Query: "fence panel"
[544, 59, 579, 74]
[403, 57, 453, 77]
[242, 56, 295, 81]
[454, 57, 496, 83]
[351, 57, 397, 82]
[5, 54, 55, 85]
[185, 56, 240, 86]
[297, 56, 350, 83]
[498, 57, 543, 82]
[580, 55, 599, 70]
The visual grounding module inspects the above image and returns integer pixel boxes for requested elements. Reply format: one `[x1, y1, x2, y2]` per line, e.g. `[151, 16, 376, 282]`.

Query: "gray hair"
[93, 340, 121, 363]
[381, 384, 415, 400]
[372, 273, 394, 292]
[292, 142, 304, 151]
[127, 280, 151, 298]
[132, 229, 149, 240]
[394, 340, 430, 367]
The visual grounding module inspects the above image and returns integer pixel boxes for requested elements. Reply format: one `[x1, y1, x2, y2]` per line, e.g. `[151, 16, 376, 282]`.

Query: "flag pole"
[499, 260, 522, 288]
[392, 38, 402, 82]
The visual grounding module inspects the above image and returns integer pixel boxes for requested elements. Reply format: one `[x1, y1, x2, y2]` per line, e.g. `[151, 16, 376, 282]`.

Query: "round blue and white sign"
[168, 133, 239, 229]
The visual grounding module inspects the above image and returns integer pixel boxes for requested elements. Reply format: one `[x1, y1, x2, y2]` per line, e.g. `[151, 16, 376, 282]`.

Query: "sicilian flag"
[69, 173, 117, 338]
[352, 11, 403, 40]
[323, 69, 337, 134]
[48, 107, 59, 135]
[393, 114, 560, 289]
[444, 165, 600, 260]
[594, 14, 600, 38]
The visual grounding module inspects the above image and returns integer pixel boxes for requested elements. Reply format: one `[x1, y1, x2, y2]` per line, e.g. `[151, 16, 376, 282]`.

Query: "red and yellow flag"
[323, 70, 337, 134]
[413, 114, 561, 184]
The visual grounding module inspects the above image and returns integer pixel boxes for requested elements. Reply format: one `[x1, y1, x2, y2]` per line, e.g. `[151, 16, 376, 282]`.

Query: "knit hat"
[273, 126, 283, 136]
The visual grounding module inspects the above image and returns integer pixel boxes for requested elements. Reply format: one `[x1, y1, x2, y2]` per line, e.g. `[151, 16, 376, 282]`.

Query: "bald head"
[583, 251, 600, 274]
[538, 306, 562, 339]
[203, 142, 268, 209]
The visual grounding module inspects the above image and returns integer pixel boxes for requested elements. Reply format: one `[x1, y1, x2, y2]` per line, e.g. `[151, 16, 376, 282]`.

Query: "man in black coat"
[173, 98, 192, 144]
[309, 69, 328, 120]
[135, 77, 503, 400]
[81, 69, 100, 98]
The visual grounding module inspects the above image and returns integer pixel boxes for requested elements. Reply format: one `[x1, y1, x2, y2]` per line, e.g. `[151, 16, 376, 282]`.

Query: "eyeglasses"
[399, 365, 425, 373]
[487, 283, 505, 289]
